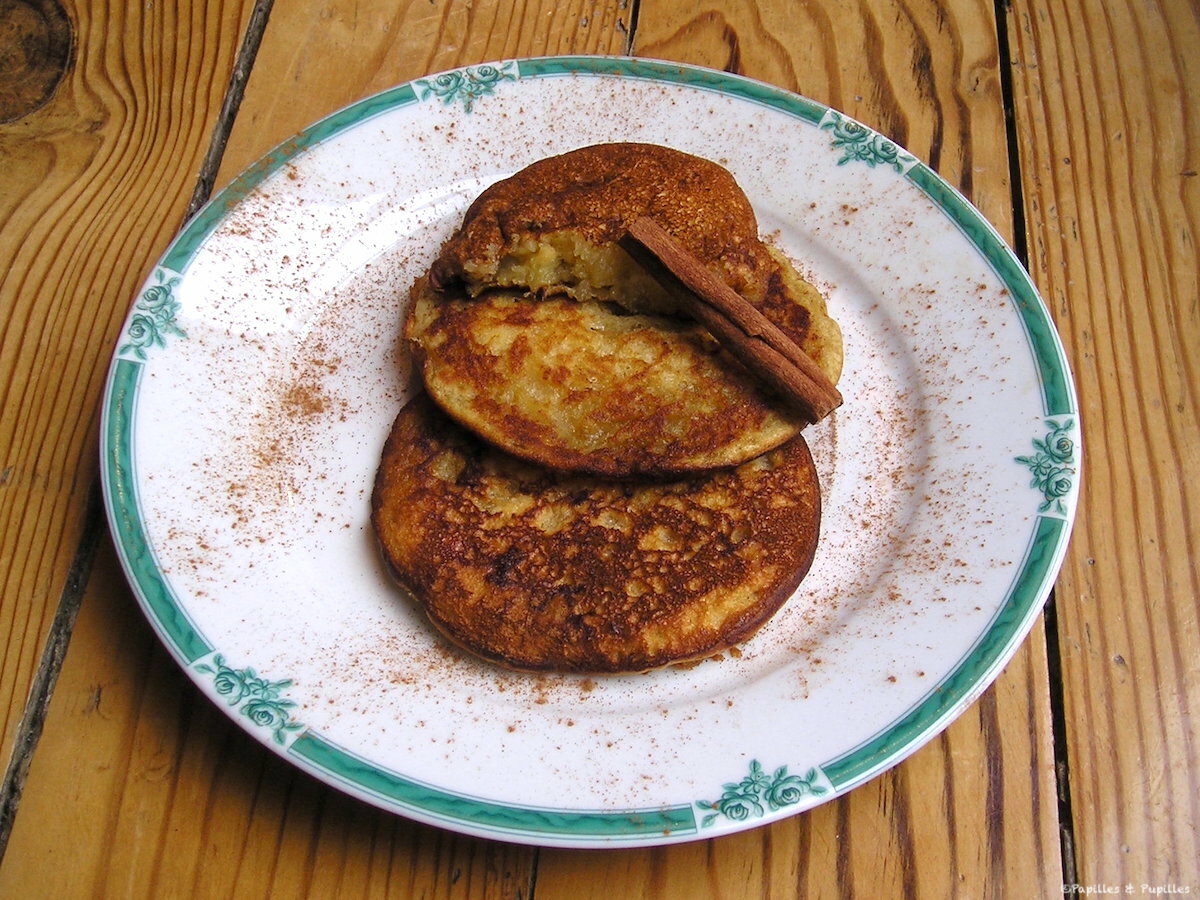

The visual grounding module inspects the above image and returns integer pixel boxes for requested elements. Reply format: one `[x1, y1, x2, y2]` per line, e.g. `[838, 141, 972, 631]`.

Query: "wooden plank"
[1, 0, 630, 893]
[0, 0, 257, 794]
[0, 538, 533, 898]
[212, 0, 635, 191]
[536, 629, 1058, 898]
[2, 0, 1082, 893]
[1005, 0, 1200, 887]
[530, 0, 1063, 895]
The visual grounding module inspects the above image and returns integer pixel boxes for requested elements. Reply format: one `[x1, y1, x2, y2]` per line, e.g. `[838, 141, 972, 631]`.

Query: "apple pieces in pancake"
[429, 143, 842, 380]
[409, 143, 842, 477]
[405, 275, 804, 478]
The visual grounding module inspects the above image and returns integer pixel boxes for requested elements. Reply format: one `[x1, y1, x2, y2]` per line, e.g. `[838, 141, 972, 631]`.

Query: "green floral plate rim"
[100, 56, 1079, 847]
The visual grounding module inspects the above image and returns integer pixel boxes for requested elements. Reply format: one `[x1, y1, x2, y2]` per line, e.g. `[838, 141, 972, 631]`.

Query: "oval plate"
[100, 57, 1080, 847]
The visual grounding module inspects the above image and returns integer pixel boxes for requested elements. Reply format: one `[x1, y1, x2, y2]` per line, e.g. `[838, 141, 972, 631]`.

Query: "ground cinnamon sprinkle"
[282, 382, 328, 417]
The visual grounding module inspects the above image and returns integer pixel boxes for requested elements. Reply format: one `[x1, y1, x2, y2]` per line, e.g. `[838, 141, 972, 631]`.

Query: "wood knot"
[0, 0, 73, 123]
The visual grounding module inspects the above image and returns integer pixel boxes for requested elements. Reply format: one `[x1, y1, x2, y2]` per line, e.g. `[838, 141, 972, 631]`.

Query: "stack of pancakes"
[371, 143, 843, 673]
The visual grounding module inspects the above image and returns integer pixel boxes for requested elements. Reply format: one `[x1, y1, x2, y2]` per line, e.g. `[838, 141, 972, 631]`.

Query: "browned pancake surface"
[409, 142, 842, 477]
[405, 278, 803, 477]
[430, 142, 768, 301]
[371, 394, 822, 674]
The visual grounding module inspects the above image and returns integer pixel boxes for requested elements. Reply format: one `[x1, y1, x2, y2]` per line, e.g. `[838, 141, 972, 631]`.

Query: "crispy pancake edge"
[370, 394, 823, 673]
[405, 278, 806, 478]
[406, 145, 842, 476]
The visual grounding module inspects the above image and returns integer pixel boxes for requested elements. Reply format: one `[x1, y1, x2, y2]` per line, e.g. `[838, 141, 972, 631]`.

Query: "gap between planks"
[993, 0, 1078, 887]
[0, 482, 104, 860]
[0, 0, 277, 866]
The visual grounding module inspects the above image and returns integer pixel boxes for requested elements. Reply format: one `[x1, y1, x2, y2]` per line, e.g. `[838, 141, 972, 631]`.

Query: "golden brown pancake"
[370, 393, 822, 674]
[405, 277, 803, 477]
[410, 142, 842, 477]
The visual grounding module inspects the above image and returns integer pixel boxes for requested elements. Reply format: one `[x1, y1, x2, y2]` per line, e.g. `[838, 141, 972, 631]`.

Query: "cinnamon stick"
[620, 216, 842, 424]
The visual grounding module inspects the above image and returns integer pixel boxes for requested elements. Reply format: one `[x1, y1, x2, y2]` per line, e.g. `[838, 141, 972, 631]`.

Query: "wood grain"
[0, 538, 534, 899]
[1005, 0, 1200, 887]
[212, 0, 635, 193]
[18, 0, 1186, 891]
[0, 0, 73, 122]
[0, 0, 256, 796]
[536, 626, 1058, 898]
[630, 0, 1010, 220]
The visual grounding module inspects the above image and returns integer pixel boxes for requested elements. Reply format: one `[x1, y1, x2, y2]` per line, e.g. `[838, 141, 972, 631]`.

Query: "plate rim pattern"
[99, 54, 1080, 847]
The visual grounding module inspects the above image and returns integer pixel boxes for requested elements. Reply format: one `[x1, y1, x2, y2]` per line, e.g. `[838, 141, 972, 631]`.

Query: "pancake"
[370, 393, 822, 674]
[405, 277, 802, 477]
[411, 142, 842, 476]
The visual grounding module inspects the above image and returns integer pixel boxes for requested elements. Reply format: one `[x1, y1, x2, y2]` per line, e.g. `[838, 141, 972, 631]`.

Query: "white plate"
[101, 57, 1080, 847]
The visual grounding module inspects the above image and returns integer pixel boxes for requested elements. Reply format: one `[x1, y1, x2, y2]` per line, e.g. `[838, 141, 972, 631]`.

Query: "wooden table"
[1, 0, 1196, 895]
